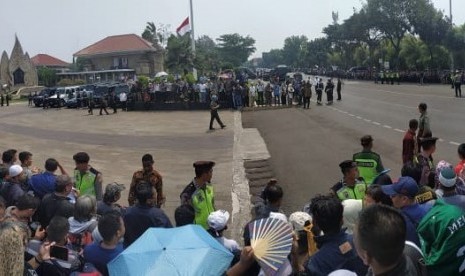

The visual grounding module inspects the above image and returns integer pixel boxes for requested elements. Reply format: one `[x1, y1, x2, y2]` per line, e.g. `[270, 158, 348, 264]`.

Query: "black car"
[33, 88, 56, 107]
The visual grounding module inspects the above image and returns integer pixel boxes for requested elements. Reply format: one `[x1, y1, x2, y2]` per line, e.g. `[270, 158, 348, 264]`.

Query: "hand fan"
[249, 217, 293, 276]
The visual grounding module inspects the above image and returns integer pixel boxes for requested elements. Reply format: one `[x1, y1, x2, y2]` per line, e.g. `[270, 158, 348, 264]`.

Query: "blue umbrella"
[108, 224, 234, 276]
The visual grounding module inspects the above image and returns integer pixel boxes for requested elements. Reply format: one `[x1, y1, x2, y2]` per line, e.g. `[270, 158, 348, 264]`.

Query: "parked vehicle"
[33, 88, 57, 107]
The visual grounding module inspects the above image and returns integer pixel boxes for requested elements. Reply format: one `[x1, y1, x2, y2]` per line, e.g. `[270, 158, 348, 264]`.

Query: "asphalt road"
[242, 80, 464, 213]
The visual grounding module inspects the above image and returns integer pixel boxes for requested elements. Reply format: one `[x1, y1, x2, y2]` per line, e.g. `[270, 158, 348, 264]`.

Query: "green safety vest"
[354, 158, 378, 184]
[192, 184, 215, 229]
[74, 168, 98, 197]
[336, 182, 366, 201]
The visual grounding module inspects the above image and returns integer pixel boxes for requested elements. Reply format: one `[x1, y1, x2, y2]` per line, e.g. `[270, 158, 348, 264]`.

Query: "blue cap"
[381, 176, 418, 198]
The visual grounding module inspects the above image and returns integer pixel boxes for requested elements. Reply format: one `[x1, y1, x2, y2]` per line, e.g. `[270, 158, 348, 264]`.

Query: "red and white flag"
[176, 17, 191, 36]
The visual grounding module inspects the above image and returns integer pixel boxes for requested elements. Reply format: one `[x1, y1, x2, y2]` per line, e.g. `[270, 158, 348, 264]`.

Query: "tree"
[303, 38, 331, 69]
[142, 22, 158, 45]
[365, 0, 412, 69]
[37, 67, 57, 87]
[262, 49, 284, 68]
[194, 35, 221, 75]
[164, 34, 193, 73]
[408, 0, 450, 68]
[71, 57, 88, 72]
[282, 36, 308, 68]
[216, 34, 256, 68]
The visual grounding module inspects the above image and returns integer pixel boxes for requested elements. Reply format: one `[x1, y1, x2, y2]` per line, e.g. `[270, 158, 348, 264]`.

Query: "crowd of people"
[1, 99, 465, 276]
[124, 74, 345, 112]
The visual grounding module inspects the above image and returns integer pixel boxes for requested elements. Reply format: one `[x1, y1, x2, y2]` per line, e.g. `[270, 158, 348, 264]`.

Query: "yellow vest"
[336, 182, 366, 201]
[192, 184, 214, 229]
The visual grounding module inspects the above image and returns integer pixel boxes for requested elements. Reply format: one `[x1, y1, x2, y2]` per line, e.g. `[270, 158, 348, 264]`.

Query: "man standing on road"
[302, 81, 312, 109]
[325, 79, 334, 105]
[454, 70, 462, 97]
[209, 94, 226, 130]
[256, 80, 264, 106]
[417, 102, 431, 152]
[128, 154, 165, 208]
[336, 78, 342, 101]
[119, 90, 127, 111]
[330, 160, 367, 201]
[99, 94, 110, 115]
[73, 152, 103, 201]
[353, 135, 385, 184]
[315, 78, 324, 105]
[109, 91, 117, 114]
[402, 119, 418, 165]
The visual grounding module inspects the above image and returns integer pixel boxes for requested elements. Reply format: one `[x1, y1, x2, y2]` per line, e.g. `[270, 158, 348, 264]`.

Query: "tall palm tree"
[142, 22, 158, 45]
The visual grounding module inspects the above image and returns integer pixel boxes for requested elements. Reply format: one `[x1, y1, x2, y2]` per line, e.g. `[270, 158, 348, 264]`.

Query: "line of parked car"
[33, 83, 130, 108]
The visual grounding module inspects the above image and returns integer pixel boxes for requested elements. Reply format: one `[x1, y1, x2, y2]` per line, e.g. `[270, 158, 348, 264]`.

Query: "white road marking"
[333, 107, 460, 149]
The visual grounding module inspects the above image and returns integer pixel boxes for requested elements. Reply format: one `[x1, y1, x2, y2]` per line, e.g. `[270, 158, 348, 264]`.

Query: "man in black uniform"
[99, 94, 109, 115]
[315, 78, 324, 105]
[209, 94, 225, 130]
[325, 78, 334, 105]
[336, 78, 342, 101]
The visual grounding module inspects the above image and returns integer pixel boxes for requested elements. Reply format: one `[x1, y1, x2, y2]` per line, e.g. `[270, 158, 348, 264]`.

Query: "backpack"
[68, 231, 93, 253]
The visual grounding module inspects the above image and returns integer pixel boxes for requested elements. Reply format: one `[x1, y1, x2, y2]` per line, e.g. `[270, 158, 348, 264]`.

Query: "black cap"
[361, 135, 373, 146]
[420, 137, 438, 147]
[339, 160, 357, 170]
[193, 161, 215, 169]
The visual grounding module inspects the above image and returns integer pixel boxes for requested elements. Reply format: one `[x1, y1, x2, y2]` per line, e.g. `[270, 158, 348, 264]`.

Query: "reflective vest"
[336, 182, 366, 201]
[192, 184, 214, 229]
[74, 168, 98, 197]
[355, 158, 378, 184]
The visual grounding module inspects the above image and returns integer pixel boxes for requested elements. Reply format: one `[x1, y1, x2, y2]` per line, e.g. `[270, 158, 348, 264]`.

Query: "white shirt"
[199, 83, 207, 93]
[119, 92, 127, 102]
[215, 237, 240, 253]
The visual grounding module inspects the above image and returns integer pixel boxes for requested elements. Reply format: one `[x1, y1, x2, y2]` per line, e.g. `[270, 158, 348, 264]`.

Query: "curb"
[230, 111, 271, 243]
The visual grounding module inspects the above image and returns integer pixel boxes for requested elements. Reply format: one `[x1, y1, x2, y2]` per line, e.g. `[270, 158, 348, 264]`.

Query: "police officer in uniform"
[330, 160, 367, 201]
[353, 135, 385, 184]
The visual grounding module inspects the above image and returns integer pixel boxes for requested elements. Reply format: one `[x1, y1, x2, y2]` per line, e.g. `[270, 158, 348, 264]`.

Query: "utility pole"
[449, 0, 454, 72]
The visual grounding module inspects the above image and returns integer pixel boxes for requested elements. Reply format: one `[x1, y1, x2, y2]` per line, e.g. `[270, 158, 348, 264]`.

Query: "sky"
[0, 0, 463, 63]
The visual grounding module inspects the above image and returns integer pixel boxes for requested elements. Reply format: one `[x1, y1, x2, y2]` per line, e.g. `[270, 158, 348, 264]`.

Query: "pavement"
[0, 104, 269, 242]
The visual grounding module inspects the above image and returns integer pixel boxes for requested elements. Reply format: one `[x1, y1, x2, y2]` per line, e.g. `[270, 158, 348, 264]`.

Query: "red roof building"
[31, 54, 70, 68]
[74, 34, 158, 57]
[58, 34, 164, 83]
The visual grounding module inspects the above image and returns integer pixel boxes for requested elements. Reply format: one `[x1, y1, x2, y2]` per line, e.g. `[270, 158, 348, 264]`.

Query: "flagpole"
[189, 0, 195, 54]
